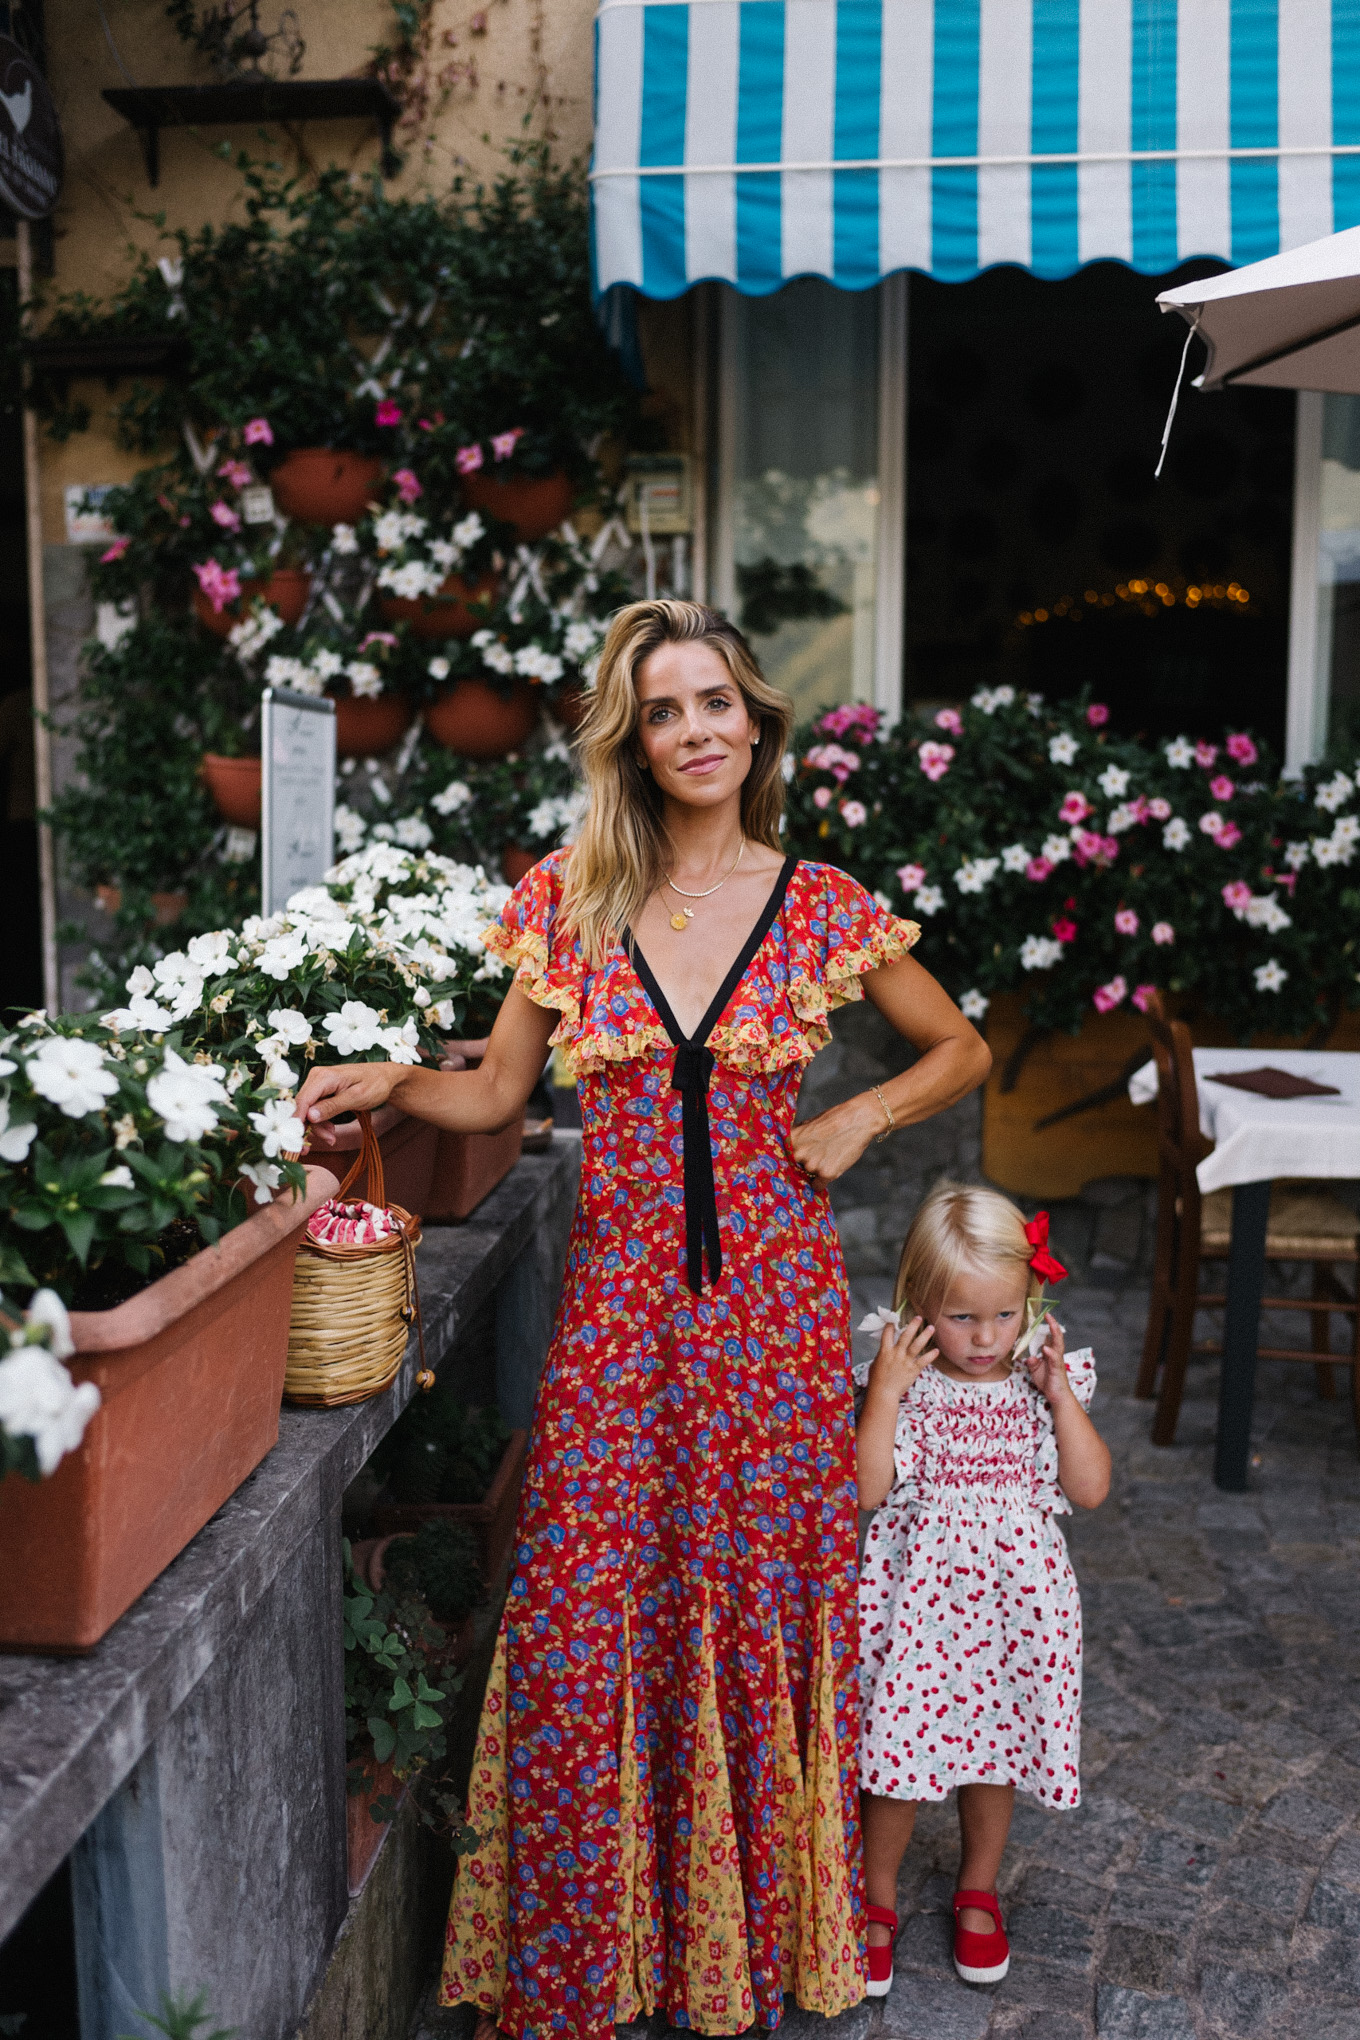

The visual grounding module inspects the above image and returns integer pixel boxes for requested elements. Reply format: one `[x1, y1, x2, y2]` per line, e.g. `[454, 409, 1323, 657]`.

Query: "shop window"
[712, 277, 904, 728]
[904, 263, 1295, 750]
[1291, 393, 1360, 761]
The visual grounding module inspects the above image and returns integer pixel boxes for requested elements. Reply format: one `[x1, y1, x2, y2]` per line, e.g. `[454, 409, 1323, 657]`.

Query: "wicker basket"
[284, 1113, 423, 1409]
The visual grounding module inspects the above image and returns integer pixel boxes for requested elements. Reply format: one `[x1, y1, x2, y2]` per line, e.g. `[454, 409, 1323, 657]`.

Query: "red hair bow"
[1024, 1211, 1069, 1285]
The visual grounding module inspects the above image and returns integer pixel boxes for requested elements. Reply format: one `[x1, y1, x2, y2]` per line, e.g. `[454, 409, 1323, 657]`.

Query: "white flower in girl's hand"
[858, 1306, 903, 1336]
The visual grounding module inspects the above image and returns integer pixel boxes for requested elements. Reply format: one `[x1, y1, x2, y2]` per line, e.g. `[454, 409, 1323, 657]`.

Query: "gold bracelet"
[871, 1085, 895, 1142]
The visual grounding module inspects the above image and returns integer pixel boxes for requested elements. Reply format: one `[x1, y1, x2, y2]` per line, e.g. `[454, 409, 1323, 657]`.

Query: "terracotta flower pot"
[316, 1104, 438, 1219]
[334, 693, 415, 759]
[350, 1533, 478, 1667]
[346, 1751, 403, 1896]
[271, 449, 385, 527]
[193, 568, 311, 639]
[422, 1040, 524, 1220]
[378, 570, 500, 641]
[548, 683, 589, 732]
[0, 1166, 338, 1653]
[373, 1429, 529, 1584]
[460, 468, 573, 541]
[421, 678, 538, 760]
[201, 753, 262, 827]
[501, 846, 539, 886]
[94, 885, 188, 927]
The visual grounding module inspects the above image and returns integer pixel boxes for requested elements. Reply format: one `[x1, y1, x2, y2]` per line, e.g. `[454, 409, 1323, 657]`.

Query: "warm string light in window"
[1016, 578, 1253, 629]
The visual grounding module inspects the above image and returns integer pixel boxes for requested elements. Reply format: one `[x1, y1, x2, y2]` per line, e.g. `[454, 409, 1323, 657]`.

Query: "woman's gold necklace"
[664, 836, 746, 931]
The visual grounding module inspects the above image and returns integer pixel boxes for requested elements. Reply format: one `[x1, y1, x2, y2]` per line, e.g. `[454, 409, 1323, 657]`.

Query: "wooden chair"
[1135, 991, 1359, 1446]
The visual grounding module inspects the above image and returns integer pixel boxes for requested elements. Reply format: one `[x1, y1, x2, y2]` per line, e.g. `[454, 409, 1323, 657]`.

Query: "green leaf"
[369, 1717, 396, 1763]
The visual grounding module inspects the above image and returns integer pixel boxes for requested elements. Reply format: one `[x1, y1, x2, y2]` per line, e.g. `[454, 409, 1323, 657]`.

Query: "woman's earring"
[751, 734, 760, 746]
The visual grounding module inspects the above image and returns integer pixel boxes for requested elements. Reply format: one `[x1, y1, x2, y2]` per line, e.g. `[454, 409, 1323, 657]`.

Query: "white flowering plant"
[0, 1289, 101, 1483]
[0, 1013, 307, 1310]
[787, 692, 1360, 1040]
[333, 736, 583, 882]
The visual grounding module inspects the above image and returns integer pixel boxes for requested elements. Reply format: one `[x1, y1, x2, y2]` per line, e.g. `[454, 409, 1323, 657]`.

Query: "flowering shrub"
[335, 737, 583, 879]
[0, 1290, 100, 1482]
[786, 689, 1360, 1039]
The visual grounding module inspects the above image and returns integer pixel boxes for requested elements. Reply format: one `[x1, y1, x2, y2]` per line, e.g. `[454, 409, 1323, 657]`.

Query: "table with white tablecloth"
[1128, 1047, 1360, 1489]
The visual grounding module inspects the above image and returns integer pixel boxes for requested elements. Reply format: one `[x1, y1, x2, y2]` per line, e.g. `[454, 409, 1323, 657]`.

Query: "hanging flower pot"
[377, 570, 501, 641]
[93, 885, 189, 926]
[422, 678, 538, 760]
[270, 450, 385, 527]
[501, 847, 539, 886]
[201, 753, 262, 827]
[548, 683, 589, 732]
[460, 469, 573, 541]
[333, 693, 415, 759]
[193, 568, 311, 639]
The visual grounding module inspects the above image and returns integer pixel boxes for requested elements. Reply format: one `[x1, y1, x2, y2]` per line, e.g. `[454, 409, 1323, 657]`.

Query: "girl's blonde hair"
[895, 1180, 1042, 1329]
[560, 598, 794, 965]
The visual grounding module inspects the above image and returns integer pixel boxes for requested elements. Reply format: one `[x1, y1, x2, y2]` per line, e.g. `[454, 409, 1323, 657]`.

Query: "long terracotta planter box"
[373, 1427, 528, 1583]
[321, 1103, 439, 1218]
[425, 1039, 524, 1221]
[0, 1165, 337, 1654]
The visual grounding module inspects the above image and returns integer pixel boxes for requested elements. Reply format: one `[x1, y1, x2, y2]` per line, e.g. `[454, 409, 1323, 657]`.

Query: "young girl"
[854, 1181, 1110, 1995]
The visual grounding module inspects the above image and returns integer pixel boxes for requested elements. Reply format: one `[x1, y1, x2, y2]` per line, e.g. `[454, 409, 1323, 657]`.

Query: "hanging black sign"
[0, 35, 63, 221]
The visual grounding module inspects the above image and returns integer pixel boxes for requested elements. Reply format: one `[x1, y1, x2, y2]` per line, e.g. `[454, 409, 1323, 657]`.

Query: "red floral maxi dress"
[438, 851, 920, 2039]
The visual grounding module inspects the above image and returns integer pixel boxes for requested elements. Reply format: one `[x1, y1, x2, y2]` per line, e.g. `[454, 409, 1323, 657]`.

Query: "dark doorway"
[905, 261, 1295, 750]
[0, 1854, 80, 2039]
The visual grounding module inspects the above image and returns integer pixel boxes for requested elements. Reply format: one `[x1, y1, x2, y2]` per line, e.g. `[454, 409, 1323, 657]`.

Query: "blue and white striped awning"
[591, 0, 1360, 298]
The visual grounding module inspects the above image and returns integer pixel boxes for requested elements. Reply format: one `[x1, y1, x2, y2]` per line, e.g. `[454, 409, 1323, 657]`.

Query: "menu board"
[261, 690, 336, 915]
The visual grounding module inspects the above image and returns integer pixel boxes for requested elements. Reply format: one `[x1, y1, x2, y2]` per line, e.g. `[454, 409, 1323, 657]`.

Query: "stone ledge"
[0, 1138, 580, 1947]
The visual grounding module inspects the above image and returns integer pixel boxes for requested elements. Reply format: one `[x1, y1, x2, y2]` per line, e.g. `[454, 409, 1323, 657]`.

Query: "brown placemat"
[1207, 1066, 1341, 1099]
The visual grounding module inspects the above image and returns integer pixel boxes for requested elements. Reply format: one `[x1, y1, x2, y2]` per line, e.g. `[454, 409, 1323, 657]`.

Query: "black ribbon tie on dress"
[670, 1040, 721, 1293]
[626, 856, 798, 1299]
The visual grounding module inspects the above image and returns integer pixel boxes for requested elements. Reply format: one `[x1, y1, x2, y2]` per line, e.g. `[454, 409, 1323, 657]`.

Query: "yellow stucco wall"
[30, 0, 601, 542]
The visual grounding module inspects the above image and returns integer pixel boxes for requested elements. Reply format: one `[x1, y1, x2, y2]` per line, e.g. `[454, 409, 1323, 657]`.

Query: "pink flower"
[217, 459, 252, 489]
[491, 427, 525, 461]
[1226, 731, 1258, 766]
[1148, 796, 1171, 821]
[1209, 774, 1235, 802]
[359, 631, 398, 651]
[918, 741, 955, 781]
[1199, 811, 1225, 838]
[1073, 830, 1118, 866]
[1275, 870, 1298, 896]
[1222, 880, 1252, 913]
[100, 536, 130, 563]
[393, 467, 423, 505]
[1059, 791, 1092, 824]
[1115, 907, 1139, 935]
[1151, 921, 1175, 946]
[1125, 795, 1151, 824]
[1216, 820, 1242, 849]
[375, 399, 403, 427]
[1086, 702, 1110, 727]
[1131, 984, 1158, 1013]
[817, 703, 882, 741]
[840, 799, 868, 827]
[1195, 740, 1218, 768]
[418, 411, 445, 432]
[209, 499, 241, 532]
[192, 560, 241, 613]
[813, 786, 833, 810]
[455, 443, 484, 475]
[242, 417, 273, 446]
[896, 862, 926, 893]
[1053, 918, 1078, 944]
[1093, 975, 1128, 1013]
[934, 707, 963, 736]
[1025, 855, 1054, 883]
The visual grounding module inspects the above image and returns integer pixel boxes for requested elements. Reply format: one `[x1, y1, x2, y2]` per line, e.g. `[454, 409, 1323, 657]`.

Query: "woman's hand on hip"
[294, 1060, 403, 1145]
[788, 1094, 881, 1185]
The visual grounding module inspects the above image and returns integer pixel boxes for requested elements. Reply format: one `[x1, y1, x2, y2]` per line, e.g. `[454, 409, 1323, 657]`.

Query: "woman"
[296, 599, 990, 2038]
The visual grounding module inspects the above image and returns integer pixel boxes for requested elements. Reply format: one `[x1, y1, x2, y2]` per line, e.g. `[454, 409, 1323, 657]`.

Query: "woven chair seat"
[1200, 1186, 1359, 1262]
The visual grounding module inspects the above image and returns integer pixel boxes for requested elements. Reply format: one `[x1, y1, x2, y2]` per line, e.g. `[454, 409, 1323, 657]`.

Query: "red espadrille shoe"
[953, 1889, 1010, 1983]
[865, 1903, 898, 1998]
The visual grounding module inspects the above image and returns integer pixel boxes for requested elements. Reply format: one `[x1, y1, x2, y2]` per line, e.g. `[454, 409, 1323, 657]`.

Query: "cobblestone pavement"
[413, 1248, 1360, 2040]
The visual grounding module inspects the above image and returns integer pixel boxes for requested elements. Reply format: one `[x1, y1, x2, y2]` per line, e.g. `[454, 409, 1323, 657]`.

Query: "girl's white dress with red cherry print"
[857, 1350, 1095, 1808]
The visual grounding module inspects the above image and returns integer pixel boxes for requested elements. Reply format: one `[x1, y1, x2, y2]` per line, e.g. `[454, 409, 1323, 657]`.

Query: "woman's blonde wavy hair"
[561, 598, 794, 965]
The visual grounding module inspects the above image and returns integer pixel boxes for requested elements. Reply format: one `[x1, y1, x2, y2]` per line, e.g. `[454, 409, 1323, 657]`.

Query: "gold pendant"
[670, 912, 689, 931]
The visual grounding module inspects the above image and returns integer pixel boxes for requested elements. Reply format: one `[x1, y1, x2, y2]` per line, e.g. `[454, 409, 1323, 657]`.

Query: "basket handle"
[333, 1109, 388, 1210]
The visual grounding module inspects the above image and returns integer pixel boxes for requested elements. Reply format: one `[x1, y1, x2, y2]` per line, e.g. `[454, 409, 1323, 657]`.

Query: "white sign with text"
[261, 689, 336, 915]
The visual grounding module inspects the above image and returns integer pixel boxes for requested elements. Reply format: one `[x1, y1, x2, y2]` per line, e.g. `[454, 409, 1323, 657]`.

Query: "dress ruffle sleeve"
[784, 864, 921, 1053]
[480, 851, 583, 1040]
[1030, 1346, 1097, 1517]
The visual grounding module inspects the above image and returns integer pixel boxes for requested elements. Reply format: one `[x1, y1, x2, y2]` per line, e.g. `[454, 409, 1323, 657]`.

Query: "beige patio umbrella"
[1157, 223, 1360, 394]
